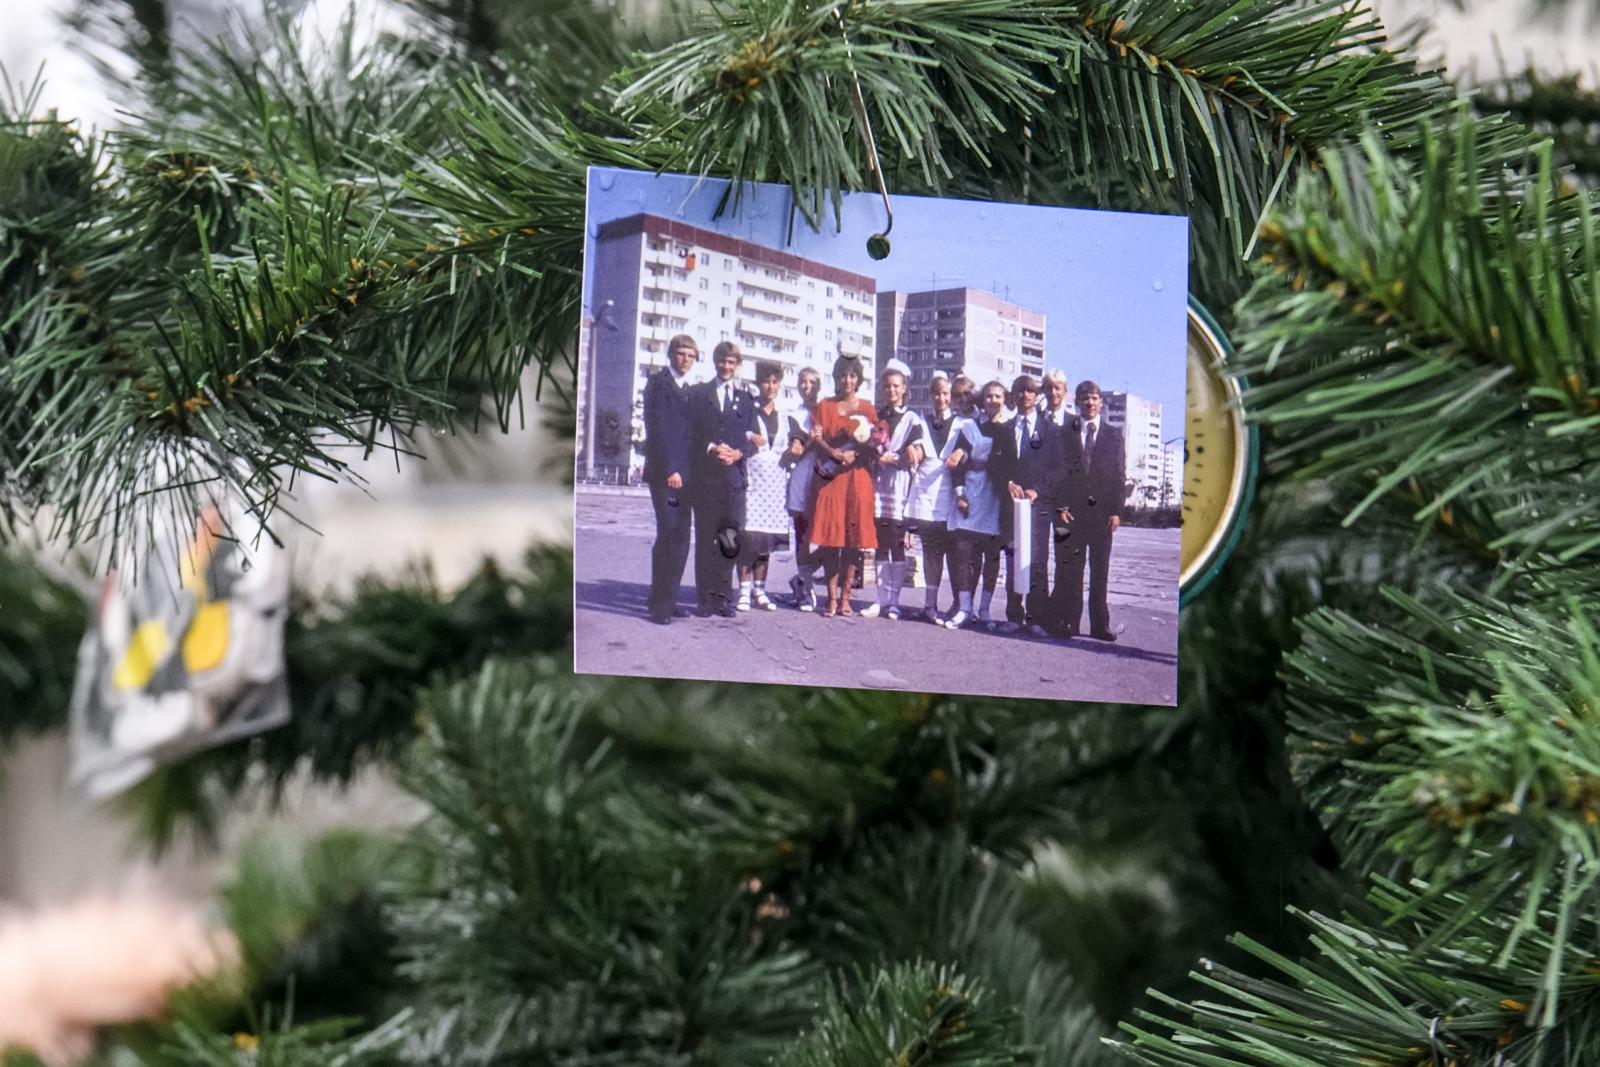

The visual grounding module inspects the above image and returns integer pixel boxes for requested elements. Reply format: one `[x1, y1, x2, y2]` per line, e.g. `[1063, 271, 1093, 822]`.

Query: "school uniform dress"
[872, 406, 927, 530]
[810, 397, 881, 551]
[948, 417, 1002, 539]
[740, 405, 793, 562]
[907, 408, 963, 606]
[948, 414, 1004, 600]
[783, 404, 823, 599]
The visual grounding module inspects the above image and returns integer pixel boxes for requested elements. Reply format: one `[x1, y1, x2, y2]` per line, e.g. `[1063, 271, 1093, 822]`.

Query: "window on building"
[825, 329, 833, 340]
[648, 237, 667, 251]
[723, 257, 733, 269]
[721, 307, 729, 319]
[698, 301, 708, 312]
[826, 286, 833, 297]
[825, 309, 834, 320]
[723, 283, 732, 295]
[699, 277, 709, 290]
[804, 325, 813, 336]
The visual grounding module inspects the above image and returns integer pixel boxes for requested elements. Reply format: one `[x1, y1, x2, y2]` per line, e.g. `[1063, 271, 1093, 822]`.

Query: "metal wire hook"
[831, 4, 893, 259]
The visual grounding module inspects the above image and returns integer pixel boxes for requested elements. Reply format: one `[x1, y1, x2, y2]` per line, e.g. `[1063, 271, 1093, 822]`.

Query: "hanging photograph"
[575, 166, 1188, 706]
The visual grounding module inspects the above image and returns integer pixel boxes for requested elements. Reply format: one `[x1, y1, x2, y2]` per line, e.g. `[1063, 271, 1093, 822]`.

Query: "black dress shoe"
[717, 603, 739, 618]
[694, 604, 716, 618]
[648, 612, 671, 626]
[1088, 629, 1117, 642]
[672, 607, 693, 618]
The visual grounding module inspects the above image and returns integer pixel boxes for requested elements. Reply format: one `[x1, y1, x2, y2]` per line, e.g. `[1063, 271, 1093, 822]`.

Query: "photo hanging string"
[831, 4, 894, 260]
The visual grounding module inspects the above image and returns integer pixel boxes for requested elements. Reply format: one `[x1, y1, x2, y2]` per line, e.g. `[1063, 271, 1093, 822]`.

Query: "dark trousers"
[648, 480, 693, 619]
[951, 531, 1000, 594]
[918, 521, 953, 588]
[694, 483, 744, 610]
[1005, 502, 1052, 625]
[790, 510, 821, 596]
[1053, 521, 1114, 635]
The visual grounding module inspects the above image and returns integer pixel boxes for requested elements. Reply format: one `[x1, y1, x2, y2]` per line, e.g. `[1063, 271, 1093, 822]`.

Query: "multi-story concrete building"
[876, 287, 1045, 414]
[1161, 439, 1184, 508]
[1104, 391, 1164, 509]
[581, 213, 876, 480]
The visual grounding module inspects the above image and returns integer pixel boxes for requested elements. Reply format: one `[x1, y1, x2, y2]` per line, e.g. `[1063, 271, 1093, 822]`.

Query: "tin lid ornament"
[1178, 299, 1260, 603]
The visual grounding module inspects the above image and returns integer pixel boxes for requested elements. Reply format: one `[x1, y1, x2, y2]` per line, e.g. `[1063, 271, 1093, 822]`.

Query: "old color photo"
[575, 167, 1188, 706]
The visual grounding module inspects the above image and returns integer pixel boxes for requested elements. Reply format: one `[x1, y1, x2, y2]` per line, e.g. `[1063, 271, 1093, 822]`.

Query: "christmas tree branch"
[1236, 111, 1600, 592]
[617, 0, 1448, 256]
[1119, 877, 1600, 1065]
[777, 962, 1032, 1066]
[1281, 587, 1600, 999]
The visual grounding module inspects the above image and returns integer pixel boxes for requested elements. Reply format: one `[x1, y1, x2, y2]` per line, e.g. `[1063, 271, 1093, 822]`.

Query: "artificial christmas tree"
[4, 0, 1599, 1063]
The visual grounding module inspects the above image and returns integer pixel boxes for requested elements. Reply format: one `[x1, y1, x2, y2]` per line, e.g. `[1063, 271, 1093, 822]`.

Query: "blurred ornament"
[69, 499, 290, 797]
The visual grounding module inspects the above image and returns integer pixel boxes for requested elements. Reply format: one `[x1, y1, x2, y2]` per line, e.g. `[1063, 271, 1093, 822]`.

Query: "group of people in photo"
[641, 333, 1127, 642]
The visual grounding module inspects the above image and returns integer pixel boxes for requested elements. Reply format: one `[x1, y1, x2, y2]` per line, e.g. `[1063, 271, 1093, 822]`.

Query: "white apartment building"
[1162, 439, 1184, 508]
[1104, 391, 1164, 509]
[581, 213, 877, 480]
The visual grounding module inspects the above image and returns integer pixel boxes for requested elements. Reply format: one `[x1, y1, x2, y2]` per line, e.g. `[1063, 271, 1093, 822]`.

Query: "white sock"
[739, 580, 752, 598]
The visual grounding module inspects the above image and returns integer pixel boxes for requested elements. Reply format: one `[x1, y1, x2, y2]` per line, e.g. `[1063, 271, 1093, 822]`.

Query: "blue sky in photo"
[584, 167, 1190, 421]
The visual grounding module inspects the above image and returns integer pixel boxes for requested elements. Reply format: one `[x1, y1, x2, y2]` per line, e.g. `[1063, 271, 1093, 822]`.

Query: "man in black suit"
[990, 374, 1059, 637]
[1050, 380, 1127, 641]
[690, 341, 759, 617]
[642, 334, 701, 625]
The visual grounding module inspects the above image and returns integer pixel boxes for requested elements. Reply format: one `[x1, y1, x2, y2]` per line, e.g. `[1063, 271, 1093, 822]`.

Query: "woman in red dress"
[809, 355, 881, 617]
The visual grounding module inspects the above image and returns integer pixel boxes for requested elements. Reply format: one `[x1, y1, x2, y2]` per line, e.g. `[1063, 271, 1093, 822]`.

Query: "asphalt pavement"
[574, 487, 1180, 707]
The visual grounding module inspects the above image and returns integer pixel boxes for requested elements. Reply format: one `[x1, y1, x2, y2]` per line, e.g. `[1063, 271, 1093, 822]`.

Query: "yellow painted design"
[113, 620, 172, 691]
[182, 600, 231, 675]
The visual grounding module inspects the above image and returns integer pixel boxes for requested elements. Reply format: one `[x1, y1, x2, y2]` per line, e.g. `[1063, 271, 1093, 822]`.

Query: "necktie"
[723, 384, 732, 412]
[1085, 421, 1096, 471]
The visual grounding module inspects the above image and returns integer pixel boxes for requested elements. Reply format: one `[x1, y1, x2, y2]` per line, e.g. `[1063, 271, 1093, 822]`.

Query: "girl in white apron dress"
[867, 368, 927, 620]
[906, 373, 969, 623]
[945, 380, 1009, 629]
[738, 362, 796, 611]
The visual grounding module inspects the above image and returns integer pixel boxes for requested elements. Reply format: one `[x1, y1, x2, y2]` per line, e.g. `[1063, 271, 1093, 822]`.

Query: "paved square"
[574, 487, 1179, 706]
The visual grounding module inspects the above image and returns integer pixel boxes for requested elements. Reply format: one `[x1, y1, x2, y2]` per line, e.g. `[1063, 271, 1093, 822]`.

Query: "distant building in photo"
[1104, 391, 1164, 509]
[1162, 439, 1184, 508]
[876, 287, 1045, 414]
[580, 214, 877, 480]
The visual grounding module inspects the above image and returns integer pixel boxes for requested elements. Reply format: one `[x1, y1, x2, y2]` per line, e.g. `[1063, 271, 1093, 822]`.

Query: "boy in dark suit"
[1050, 380, 1127, 640]
[642, 334, 701, 625]
[690, 341, 759, 617]
[990, 374, 1060, 636]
